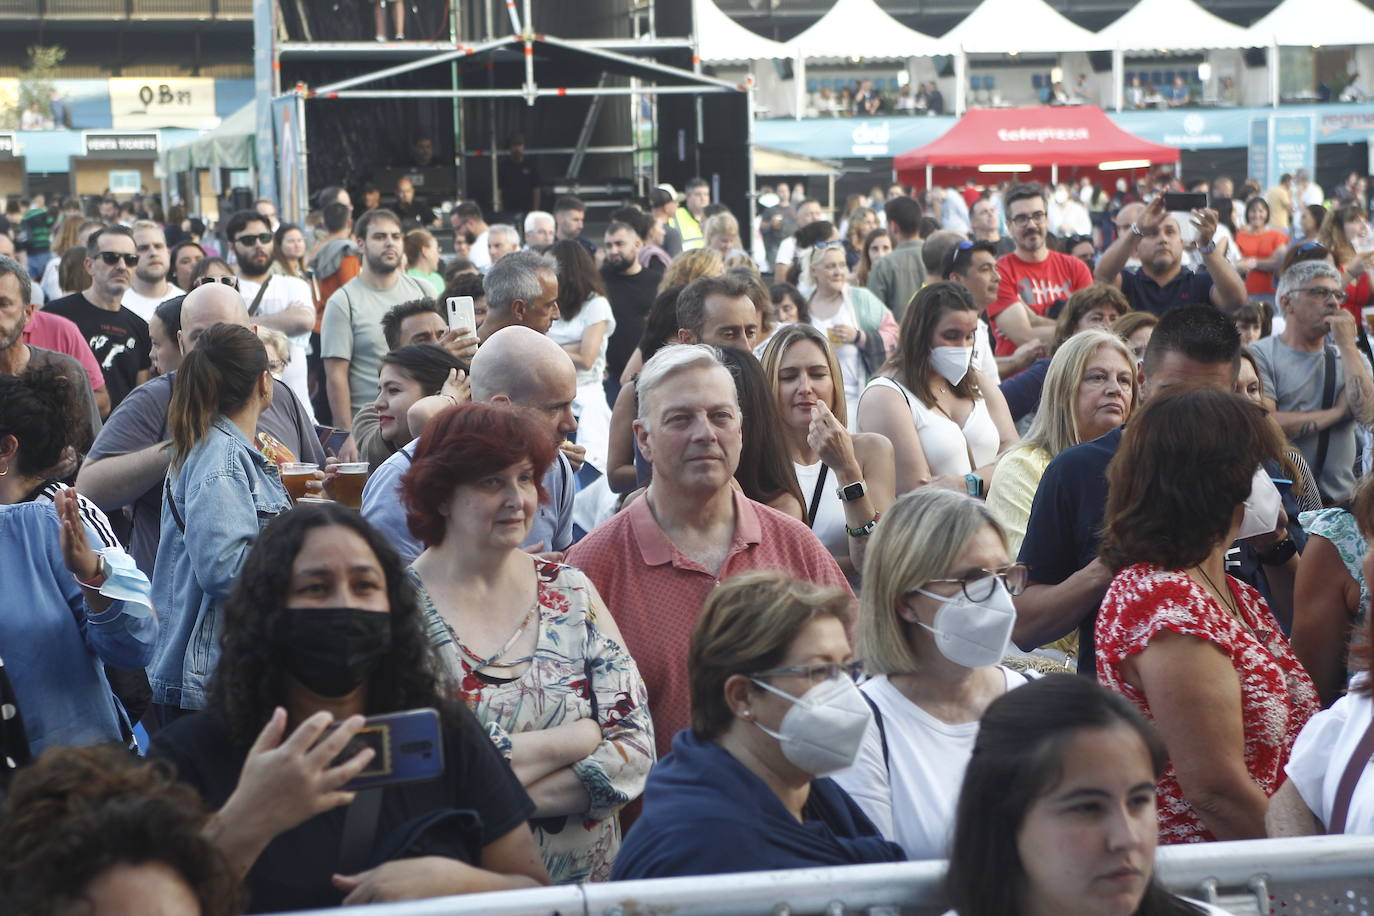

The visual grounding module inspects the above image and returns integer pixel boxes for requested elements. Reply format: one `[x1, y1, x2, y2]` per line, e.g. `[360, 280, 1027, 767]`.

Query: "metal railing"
[0, 0, 248, 18]
[293, 835, 1374, 916]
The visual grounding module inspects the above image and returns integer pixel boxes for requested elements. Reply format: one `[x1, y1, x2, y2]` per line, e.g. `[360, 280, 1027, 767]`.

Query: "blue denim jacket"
[148, 417, 291, 709]
[0, 502, 156, 755]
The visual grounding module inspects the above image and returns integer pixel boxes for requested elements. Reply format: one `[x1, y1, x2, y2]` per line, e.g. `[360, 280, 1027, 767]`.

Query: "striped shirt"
[30, 480, 123, 550]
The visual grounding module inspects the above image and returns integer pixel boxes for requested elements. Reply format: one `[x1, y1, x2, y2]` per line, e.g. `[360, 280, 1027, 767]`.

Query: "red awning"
[894, 105, 1179, 188]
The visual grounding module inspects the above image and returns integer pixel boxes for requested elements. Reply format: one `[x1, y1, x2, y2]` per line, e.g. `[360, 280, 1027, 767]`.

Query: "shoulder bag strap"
[1328, 708, 1374, 834]
[163, 475, 185, 533]
[860, 691, 889, 775]
[247, 275, 271, 318]
[336, 787, 384, 874]
[806, 463, 830, 529]
[1312, 346, 1338, 482]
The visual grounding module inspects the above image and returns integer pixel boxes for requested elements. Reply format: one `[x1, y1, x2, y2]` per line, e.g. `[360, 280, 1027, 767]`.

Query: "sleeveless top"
[795, 460, 847, 558]
[861, 376, 999, 476]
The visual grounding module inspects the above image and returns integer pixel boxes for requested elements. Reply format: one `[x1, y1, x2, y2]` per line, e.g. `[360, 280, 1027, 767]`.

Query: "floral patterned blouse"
[410, 560, 655, 883]
[1300, 508, 1370, 619]
[1096, 563, 1318, 844]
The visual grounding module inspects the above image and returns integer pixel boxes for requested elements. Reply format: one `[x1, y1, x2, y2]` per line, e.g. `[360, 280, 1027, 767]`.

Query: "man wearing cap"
[651, 186, 683, 258]
[670, 178, 710, 252]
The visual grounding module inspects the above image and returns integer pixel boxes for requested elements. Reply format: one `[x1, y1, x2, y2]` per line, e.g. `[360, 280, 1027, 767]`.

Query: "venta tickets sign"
[83, 132, 160, 155]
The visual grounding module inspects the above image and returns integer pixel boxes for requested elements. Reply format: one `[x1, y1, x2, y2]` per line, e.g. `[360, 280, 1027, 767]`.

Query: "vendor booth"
[894, 105, 1178, 189]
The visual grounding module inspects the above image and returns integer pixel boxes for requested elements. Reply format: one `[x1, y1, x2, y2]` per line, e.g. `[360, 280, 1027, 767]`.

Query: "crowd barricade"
[299, 835, 1374, 916]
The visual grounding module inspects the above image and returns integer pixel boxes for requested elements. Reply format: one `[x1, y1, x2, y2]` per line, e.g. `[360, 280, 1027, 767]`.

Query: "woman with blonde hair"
[761, 323, 895, 576]
[704, 212, 748, 261]
[658, 247, 724, 294]
[832, 488, 1028, 860]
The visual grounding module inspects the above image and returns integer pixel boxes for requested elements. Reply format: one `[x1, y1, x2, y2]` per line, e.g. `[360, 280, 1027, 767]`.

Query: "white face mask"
[930, 346, 974, 386]
[1238, 465, 1282, 541]
[913, 578, 1018, 669]
[750, 675, 872, 777]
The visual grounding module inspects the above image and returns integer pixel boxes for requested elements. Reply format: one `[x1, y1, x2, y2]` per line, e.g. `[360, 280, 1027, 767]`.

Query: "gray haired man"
[478, 248, 560, 341]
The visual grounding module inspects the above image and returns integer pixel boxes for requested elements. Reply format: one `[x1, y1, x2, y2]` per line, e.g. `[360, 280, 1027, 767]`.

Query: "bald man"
[362, 325, 580, 563]
[77, 283, 326, 574]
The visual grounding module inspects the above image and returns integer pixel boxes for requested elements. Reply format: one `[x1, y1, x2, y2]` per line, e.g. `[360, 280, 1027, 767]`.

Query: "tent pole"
[795, 55, 805, 121]
[955, 48, 967, 115]
[925, 164, 932, 191]
[1052, 164, 1058, 186]
[1112, 47, 1124, 113]
[1271, 40, 1280, 108]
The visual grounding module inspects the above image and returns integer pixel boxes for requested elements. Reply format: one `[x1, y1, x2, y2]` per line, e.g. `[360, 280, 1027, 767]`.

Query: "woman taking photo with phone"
[148, 323, 292, 722]
[403, 402, 653, 883]
[151, 503, 547, 910]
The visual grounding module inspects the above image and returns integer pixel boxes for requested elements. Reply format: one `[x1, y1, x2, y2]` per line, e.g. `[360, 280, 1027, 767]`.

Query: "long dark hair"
[168, 323, 268, 468]
[380, 344, 467, 396]
[550, 238, 605, 321]
[884, 281, 982, 405]
[638, 284, 686, 364]
[209, 504, 447, 749]
[946, 675, 1204, 916]
[0, 365, 86, 474]
[718, 346, 805, 514]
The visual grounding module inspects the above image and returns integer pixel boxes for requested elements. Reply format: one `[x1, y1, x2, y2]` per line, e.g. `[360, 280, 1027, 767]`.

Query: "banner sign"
[1270, 115, 1315, 181]
[1248, 118, 1269, 189]
[83, 132, 160, 155]
[109, 77, 219, 130]
[0, 132, 15, 156]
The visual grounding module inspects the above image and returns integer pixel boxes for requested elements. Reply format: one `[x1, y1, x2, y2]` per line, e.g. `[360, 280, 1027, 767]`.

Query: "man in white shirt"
[226, 209, 316, 421]
[773, 198, 823, 282]
[120, 221, 184, 323]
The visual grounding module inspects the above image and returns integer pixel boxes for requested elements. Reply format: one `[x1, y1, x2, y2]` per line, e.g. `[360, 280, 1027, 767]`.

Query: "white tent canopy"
[1242, 0, 1374, 47]
[925, 0, 1105, 54]
[783, 0, 943, 59]
[694, 0, 790, 63]
[1097, 0, 1257, 51]
[162, 101, 255, 173]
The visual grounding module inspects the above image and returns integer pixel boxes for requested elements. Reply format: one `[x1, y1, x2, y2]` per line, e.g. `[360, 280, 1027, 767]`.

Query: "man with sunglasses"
[43, 225, 150, 411]
[1252, 260, 1374, 507]
[226, 210, 317, 422]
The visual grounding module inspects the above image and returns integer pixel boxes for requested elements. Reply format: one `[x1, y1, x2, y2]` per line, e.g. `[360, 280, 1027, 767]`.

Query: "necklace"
[1192, 564, 1264, 644]
[446, 602, 538, 671]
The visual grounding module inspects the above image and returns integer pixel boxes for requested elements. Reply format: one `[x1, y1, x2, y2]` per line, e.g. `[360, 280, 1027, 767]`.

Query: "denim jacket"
[148, 417, 291, 709]
[0, 502, 156, 756]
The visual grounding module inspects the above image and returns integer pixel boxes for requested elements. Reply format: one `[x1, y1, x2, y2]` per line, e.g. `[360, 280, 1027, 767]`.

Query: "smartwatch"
[964, 473, 984, 499]
[835, 480, 867, 502]
[1197, 240, 1217, 255]
[76, 553, 109, 590]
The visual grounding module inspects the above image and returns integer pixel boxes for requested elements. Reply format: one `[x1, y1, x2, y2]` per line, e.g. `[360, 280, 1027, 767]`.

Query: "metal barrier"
[298, 835, 1374, 916]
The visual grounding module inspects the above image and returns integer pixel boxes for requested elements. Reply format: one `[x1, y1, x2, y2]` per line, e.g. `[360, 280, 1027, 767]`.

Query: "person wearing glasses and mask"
[612, 571, 903, 879]
[831, 489, 1027, 860]
[1251, 260, 1374, 508]
[44, 225, 152, 412]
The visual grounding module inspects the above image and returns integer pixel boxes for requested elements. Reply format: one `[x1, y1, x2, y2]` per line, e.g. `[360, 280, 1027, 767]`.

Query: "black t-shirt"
[498, 155, 541, 213]
[42, 292, 151, 410]
[392, 198, 435, 230]
[602, 263, 664, 381]
[151, 705, 534, 914]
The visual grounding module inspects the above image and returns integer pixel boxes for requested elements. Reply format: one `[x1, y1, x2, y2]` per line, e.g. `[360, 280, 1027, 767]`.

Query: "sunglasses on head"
[235, 232, 274, 247]
[193, 275, 240, 290]
[97, 251, 139, 267]
[813, 239, 844, 250]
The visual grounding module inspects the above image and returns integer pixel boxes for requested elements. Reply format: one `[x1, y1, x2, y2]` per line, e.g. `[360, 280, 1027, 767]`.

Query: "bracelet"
[440, 393, 460, 407]
[846, 511, 880, 538]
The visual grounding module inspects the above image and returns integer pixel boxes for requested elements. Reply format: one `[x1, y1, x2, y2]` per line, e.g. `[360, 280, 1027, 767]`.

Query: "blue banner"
[1248, 118, 1269, 189]
[1270, 115, 1315, 180]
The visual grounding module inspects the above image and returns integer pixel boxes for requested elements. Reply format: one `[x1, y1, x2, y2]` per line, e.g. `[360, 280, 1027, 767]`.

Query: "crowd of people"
[2, 164, 1374, 914]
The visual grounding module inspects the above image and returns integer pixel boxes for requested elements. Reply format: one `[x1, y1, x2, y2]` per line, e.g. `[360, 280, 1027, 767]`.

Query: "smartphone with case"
[446, 296, 475, 334]
[328, 708, 444, 791]
[314, 424, 350, 458]
[1161, 191, 1208, 213]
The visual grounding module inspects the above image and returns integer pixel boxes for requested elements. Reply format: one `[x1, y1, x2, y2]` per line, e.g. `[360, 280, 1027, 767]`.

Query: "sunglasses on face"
[235, 232, 274, 247]
[193, 275, 240, 290]
[97, 251, 139, 267]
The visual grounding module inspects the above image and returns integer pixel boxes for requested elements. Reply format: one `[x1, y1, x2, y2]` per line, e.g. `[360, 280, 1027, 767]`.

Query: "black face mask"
[273, 607, 393, 697]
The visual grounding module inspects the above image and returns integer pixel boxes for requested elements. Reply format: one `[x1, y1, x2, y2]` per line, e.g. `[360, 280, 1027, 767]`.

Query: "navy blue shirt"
[1018, 425, 1306, 674]
[1119, 266, 1215, 316]
[1000, 356, 1051, 423]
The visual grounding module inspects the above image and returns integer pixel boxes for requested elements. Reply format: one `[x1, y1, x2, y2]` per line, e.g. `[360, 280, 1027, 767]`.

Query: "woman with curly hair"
[149, 503, 548, 910]
[0, 744, 241, 915]
[404, 402, 653, 883]
[1096, 387, 1317, 844]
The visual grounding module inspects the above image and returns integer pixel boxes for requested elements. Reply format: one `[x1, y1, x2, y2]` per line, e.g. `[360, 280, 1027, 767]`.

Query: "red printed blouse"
[1096, 563, 1318, 844]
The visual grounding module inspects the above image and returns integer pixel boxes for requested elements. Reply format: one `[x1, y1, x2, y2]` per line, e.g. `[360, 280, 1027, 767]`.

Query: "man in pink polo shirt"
[567, 344, 851, 763]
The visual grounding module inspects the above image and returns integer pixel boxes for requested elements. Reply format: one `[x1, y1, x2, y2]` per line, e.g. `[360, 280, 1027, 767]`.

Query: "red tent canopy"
[894, 105, 1179, 190]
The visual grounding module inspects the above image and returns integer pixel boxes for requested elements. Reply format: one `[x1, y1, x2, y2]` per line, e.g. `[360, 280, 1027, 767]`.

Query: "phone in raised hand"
[446, 296, 475, 334]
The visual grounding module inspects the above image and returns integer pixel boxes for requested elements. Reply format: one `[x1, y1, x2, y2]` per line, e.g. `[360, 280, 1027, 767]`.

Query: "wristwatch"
[835, 480, 867, 502]
[1257, 536, 1297, 567]
[965, 473, 984, 499]
[76, 553, 109, 590]
[1197, 240, 1217, 255]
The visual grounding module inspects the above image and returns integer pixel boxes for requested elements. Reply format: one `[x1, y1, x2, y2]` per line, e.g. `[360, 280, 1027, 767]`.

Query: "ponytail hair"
[169, 323, 268, 468]
[0, 365, 84, 475]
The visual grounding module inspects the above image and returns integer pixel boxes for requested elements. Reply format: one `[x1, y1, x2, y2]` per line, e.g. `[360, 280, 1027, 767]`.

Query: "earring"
[0, 465, 7, 477]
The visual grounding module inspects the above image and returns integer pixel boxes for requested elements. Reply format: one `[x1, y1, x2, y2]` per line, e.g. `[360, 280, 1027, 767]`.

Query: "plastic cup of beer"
[330, 461, 369, 509]
[295, 496, 334, 505]
[280, 462, 319, 503]
[827, 326, 844, 345]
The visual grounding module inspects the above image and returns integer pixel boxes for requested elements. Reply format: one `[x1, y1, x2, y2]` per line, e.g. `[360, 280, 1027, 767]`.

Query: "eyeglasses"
[1010, 211, 1047, 227]
[751, 661, 864, 684]
[97, 251, 139, 267]
[235, 232, 274, 247]
[1298, 286, 1348, 304]
[193, 275, 240, 290]
[914, 564, 1029, 602]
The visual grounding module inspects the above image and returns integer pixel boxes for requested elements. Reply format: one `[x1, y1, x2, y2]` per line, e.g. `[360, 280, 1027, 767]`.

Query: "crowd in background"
[2, 160, 1374, 914]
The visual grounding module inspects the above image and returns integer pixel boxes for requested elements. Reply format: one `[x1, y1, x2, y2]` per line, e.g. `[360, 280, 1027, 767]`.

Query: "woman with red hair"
[401, 402, 653, 884]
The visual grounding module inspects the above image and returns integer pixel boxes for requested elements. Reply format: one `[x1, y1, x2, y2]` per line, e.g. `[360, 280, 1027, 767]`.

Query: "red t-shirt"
[988, 250, 1093, 355]
[1233, 229, 1288, 295]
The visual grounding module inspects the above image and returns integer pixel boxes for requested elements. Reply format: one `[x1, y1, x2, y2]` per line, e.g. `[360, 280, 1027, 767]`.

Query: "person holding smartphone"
[150, 503, 548, 909]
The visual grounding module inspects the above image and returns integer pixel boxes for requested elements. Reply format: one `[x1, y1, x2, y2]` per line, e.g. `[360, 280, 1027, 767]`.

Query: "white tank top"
[794, 459, 847, 559]
[861, 376, 999, 477]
